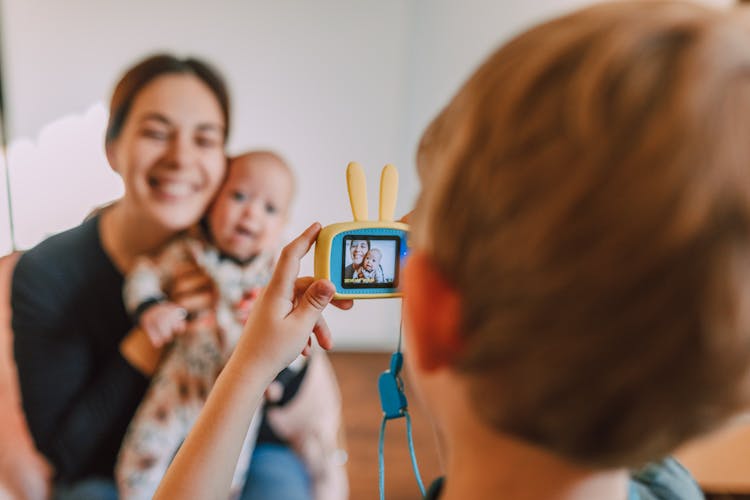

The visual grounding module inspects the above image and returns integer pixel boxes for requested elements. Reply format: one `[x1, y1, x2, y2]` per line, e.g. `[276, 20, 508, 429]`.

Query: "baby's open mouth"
[235, 226, 256, 238]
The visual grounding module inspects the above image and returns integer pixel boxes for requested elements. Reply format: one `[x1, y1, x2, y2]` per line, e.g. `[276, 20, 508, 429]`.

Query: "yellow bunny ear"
[346, 161, 369, 221]
[379, 164, 398, 222]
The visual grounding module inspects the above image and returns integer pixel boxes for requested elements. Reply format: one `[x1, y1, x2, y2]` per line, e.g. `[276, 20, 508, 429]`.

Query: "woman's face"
[106, 73, 227, 232]
[350, 240, 369, 266]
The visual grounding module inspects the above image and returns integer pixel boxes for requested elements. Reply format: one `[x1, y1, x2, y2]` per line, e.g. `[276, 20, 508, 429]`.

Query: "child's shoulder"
[628, 457, 704, 500]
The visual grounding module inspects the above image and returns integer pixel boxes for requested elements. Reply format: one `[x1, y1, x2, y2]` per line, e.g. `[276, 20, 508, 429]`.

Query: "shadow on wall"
[5, 103, 123, 250]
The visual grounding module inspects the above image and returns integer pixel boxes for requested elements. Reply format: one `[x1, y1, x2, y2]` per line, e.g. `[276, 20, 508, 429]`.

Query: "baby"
[357, 248, 384, 283]
[116, 151, 294, 499]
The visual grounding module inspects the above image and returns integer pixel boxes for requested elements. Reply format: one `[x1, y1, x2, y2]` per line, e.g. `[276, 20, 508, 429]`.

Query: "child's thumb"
[292, 279, 335, 328]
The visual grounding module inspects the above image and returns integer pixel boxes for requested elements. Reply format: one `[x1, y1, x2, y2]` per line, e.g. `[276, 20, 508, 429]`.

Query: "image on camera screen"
[342, 235, 400, 289]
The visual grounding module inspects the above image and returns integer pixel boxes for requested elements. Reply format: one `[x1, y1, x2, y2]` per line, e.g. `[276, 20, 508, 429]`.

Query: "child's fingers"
[150, 329, 166, 349]
[398, 211, 413, 224]
[331, 298, 354, 311]
[156, 324, 170, 346]
[174, 319, 187, 336]
[157, 317, 170, 335]
[293, 277, 315, 297]
[266, 223, 321, 301]
[312, 316, 334, 350]
[288, 279, 335, 339]
[146, 330, 163, 348]
[295, 277, 353, 311]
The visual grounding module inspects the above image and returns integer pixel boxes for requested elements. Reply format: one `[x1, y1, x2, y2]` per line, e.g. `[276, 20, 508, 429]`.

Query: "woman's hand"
[235, 223, 353, 375]
[167, 257, 217, 320]
[119, 327, 164, 376]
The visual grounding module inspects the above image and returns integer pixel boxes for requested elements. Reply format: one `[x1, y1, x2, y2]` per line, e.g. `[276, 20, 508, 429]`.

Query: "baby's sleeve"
[122, 257, 167, 317]
[123, 238, 201, 317]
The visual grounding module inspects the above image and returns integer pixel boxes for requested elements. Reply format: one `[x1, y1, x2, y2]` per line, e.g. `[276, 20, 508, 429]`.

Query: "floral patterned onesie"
[115, 233, 273, 500]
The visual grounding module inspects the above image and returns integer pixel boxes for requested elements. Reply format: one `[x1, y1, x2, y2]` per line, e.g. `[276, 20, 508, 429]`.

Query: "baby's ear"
[403, 251, 463, 372]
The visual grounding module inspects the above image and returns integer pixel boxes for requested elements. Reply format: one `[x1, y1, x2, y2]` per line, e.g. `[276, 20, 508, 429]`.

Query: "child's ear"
[403, 250, 463, 372]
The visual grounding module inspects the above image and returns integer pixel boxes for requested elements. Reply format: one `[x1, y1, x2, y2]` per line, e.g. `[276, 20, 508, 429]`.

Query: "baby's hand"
[234, 287, 262, 324]
[139, 302, 188, 348]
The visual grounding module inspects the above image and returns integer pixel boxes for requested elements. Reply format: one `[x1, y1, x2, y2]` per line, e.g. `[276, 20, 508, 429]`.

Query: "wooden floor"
[329, 351, 442, 500]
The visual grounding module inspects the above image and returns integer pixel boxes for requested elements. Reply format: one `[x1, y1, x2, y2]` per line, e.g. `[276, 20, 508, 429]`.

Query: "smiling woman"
[9, 54, 231, 497]
[101, 57, 229, 263]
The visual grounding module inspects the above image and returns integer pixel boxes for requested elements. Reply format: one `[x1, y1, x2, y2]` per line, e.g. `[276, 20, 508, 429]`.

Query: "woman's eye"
[232, 191, 247, 202]
[265, 203, 277, 214]
[196, 136, 220, 148]
[142, 129, 168, 140]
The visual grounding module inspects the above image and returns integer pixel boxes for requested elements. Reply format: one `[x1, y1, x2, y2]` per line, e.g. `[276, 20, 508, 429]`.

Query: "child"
[357, 248, 385, 283]
[156, 2, 750, 499]
[116, 151, 295, 499]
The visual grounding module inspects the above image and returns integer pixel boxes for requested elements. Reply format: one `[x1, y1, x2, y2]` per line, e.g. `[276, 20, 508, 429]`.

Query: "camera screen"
[342, 235, 400, 289]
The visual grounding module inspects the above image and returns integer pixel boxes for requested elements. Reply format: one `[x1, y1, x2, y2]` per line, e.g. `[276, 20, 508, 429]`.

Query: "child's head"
[207, 150, 295, 261]
[363, 248, 382, 273]
[405, 1, 750, 468]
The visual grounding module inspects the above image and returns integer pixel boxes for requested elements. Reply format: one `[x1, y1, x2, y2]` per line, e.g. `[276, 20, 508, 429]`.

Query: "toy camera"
[314, 162, 409, 299]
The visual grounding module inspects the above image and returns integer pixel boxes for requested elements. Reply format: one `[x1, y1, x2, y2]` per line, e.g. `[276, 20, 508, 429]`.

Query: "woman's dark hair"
[352, 238, 370, 252]
[105, 54, 230, 144]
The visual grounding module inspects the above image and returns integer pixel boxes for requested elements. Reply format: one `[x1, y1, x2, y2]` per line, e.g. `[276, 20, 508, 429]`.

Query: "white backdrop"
[0, 0, 733, 348]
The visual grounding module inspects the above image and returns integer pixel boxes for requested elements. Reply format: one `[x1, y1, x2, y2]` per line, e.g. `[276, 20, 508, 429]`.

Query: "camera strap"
[377, 318, 425, 500]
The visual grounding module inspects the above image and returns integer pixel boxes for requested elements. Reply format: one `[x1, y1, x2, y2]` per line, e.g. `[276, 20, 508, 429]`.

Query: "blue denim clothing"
[52, 443, 310, 500]
[53, 477, 118, 500]
[240, 443, 312, 500]
[629, 457, 704, 500]
[424, 457, 703, 499]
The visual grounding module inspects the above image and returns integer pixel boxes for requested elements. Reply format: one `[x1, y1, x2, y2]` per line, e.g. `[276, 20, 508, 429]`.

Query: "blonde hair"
[229, 150, 296, 199]
[366, 248, 382, 261]
[412, 1, 750, 467]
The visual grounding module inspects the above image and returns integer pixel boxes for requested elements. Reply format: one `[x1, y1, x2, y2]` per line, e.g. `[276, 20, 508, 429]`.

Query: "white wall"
[1, 0, 413, 349]
[0, 0, 736, 349]
[0, 155, 11, 255]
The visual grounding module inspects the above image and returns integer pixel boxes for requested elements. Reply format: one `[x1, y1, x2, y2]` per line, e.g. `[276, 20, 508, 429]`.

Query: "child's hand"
[236, 223, 353, 374]
[140, 302, 188, 348]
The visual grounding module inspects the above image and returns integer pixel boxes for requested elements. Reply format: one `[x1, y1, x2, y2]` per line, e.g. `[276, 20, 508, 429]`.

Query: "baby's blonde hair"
[412, 1, 750, 467]
[366, 248, 382, 261]
[228, 150, 296, 200]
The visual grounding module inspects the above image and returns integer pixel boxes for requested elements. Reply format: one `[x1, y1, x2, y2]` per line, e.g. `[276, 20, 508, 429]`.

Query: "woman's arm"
[155, 223, 352, 500]
[12, 247, 150, 479]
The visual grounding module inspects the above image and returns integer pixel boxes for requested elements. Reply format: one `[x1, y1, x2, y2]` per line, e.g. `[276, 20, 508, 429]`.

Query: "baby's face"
[207, 158, 293, 261]
[363, 251, 380, 272]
